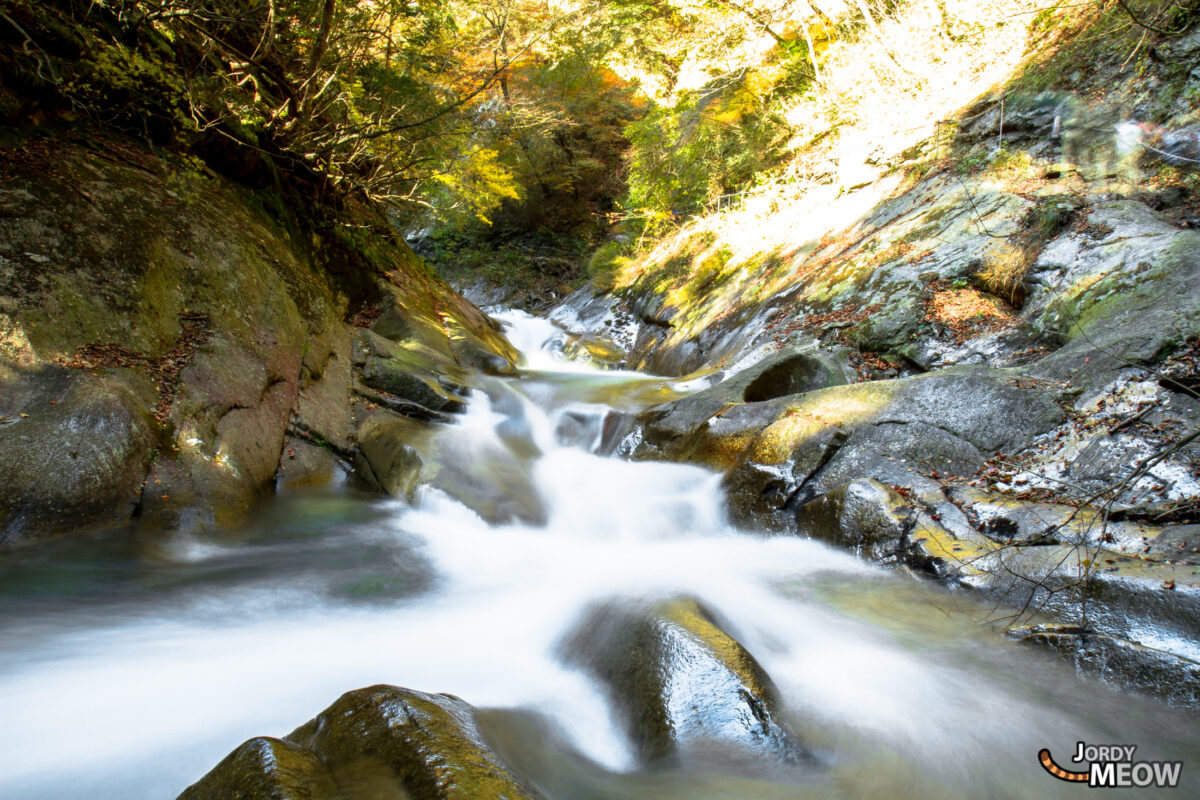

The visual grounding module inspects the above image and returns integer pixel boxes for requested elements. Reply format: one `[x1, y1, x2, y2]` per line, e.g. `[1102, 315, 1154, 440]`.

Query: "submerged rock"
[563, 597, 807, 767]
[180, 685, 541, 800]
[418, 429, 546, 526]
[354, 405, 546, 525]
[1012, 626, 1200, 709]
[356, 411, 426, 501]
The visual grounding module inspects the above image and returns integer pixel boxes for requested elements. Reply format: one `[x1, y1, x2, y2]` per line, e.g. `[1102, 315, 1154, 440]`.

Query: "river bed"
[1, 311, 1197, 798]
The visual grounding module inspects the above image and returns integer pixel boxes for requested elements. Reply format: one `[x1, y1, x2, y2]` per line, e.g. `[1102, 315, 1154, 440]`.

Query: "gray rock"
[796, 421, 984, 506]
[1012, 627, 1200, 709]
[680, 367, 1063, 526]
[1148, 525, 1200, 564]
[637, 345, 853, 462]
[793, 479, 910, 562]
[973, 543, 1200, 649]
[1031, 203, 1200, 391]
[0, 367, 156, 542]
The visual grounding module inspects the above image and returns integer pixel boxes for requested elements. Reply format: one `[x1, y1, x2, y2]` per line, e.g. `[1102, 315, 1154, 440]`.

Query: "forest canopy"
[0, 1, 904, 237]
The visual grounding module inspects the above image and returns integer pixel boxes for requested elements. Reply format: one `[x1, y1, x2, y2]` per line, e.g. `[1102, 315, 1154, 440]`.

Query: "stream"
[1, 310, 1197, 799]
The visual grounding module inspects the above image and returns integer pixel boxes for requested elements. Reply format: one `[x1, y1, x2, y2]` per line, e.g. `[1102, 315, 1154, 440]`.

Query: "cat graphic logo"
[1039, 742, 1183, 788]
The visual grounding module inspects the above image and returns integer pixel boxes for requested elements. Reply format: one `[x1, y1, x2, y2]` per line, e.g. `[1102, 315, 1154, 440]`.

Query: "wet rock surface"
[179, 685, 542, 800]
[555, 156, 1200, 716]
[554, 293, 1197, 707]
[355, 400, 545, 525]
[0, 366, 156, 537]
[1011, 626, 1200, 710]
[563, 597, 808, 767]
[634, 366, 1063, 529]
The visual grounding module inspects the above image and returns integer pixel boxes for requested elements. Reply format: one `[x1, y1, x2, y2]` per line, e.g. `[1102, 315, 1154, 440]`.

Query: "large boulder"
[635, 345, 853, 467]
[0, 365, 156, 540]
[0, 136, 515, 542]
[354, 406, 545, 525]
[639, 365, 1064, 529]
[179, 685, 541, 800]
[562, 598, 807, 766]
[0, 139, 335, 538]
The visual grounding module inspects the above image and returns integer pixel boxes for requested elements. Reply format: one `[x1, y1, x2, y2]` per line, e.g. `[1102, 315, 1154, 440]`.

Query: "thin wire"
[1138, 138, 1200, 165]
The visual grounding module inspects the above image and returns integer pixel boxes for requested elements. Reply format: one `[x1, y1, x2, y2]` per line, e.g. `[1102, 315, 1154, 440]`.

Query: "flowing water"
[1, 311, 1197, 799]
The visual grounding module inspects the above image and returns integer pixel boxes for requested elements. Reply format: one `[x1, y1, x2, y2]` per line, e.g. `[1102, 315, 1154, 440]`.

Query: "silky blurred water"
[1, 310, 1197, 799]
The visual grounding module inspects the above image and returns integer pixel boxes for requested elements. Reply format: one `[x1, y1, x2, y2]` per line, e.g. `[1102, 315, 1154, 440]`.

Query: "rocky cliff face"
[0, 133, 515, 545]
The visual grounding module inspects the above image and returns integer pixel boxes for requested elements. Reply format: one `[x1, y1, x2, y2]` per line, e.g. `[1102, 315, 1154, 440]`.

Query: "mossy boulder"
[179, 685, 541, 800]
[562, 597, 807, 766]
[355, 410, 426, 501]
[357, 329, 469, 415]
[0, 138, 339, 538]
[178, 737, 336, 800]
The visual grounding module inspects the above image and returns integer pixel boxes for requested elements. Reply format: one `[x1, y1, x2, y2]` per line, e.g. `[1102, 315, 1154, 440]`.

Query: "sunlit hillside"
[592, 0, 1199, 361]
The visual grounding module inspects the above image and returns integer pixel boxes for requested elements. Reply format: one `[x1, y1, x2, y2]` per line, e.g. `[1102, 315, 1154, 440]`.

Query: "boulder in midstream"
[561, 597, 810, 768]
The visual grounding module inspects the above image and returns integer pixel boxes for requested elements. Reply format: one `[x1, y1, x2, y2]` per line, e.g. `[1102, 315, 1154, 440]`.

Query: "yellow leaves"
[434, 145, 522, 225]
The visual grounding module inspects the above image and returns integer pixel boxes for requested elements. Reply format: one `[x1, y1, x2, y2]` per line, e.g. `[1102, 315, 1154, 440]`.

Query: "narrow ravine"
[1, 311, 1197, 799]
